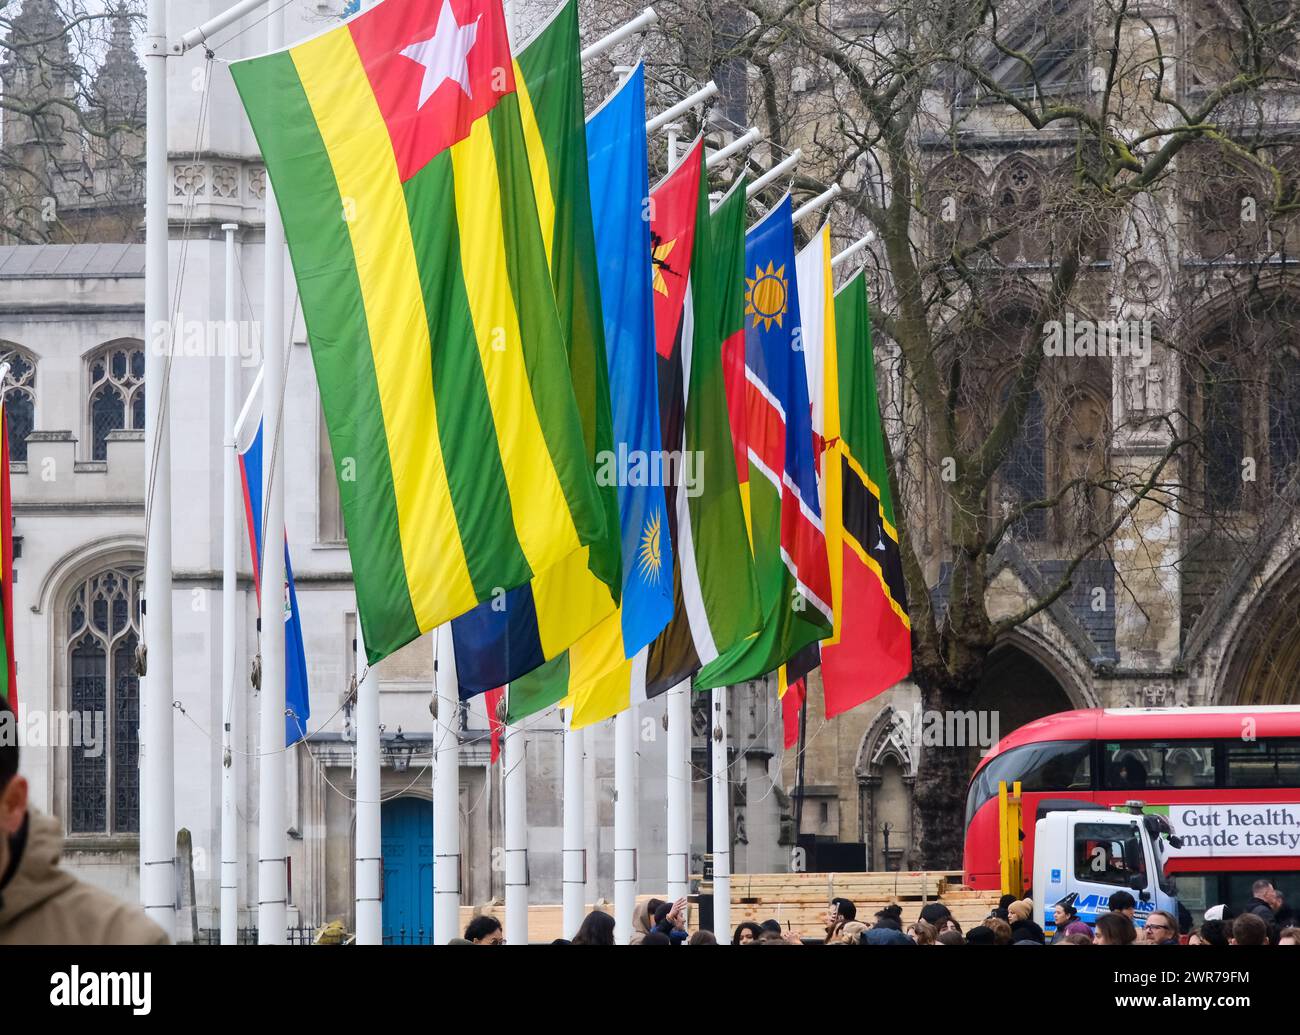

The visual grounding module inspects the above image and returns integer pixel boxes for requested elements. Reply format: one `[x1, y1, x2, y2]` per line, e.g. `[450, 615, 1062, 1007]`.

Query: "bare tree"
[599, 0, 1300, 866]
[0, 0, 144, 245]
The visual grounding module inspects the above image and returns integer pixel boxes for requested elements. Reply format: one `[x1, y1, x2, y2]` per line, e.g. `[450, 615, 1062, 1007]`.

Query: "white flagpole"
[705, 126, 761, 171]
[257, 0, 289, 946]
[710, 687, 730, 938]
[354, 621, 382, 944]
[561, 713, 584, 938]
[140, 0, 176, 940]
[613, 699, 637, 943]
[581, 7, 657, 65]
[503, 701, 528, 945]
[433, 624, 461, 943]
[647, 82, 717, 135]
[220, 223, 240, 945]
[793, 182, 842, 223]
[832, 232, 876, 268]
[746, 149, 801, 198]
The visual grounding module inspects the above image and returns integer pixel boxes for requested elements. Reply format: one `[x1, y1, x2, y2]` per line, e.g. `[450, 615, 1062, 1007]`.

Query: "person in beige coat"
[1, 704, 168, 945]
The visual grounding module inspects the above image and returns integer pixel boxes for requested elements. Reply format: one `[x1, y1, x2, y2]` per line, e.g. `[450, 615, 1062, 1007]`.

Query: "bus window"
[964, 741, 1092, 827]
[1074, 822, 1147, 888]
[1101, 741, 1215, 790]
[1224, 738, 1300, 788]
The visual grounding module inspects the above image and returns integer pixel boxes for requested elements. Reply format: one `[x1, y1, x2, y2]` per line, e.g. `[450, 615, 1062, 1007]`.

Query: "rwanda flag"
[237, 412, 311, 747]
[451, 0, 622, 698]
[695, 194, 832, 688]
[232, 0, 609, 666]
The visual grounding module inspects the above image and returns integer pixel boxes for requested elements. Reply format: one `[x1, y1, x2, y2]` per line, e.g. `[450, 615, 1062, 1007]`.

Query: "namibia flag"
[232, 0, 610, 666]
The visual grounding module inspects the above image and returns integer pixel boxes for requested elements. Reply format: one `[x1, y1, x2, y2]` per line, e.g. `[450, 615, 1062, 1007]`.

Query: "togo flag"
[547, 65, 676, 729]
[695, 194, 833, 689]
[819, 269, 911, 715]
[236, 377, 311, 747]
[451, 0, 621, 697]
[232, 0, 608, 666]
[643, 138, 760, 699]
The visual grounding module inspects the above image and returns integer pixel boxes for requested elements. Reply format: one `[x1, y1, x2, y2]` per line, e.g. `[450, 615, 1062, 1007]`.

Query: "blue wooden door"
[381, 796, 433, 944]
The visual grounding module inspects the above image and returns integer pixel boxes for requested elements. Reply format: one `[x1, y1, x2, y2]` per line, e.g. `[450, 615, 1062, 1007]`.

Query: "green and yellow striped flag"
[452, 0, 623, 697]
[231, 0, 608, 664]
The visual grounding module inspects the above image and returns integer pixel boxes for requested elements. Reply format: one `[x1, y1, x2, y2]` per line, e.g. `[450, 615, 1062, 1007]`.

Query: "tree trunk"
[911, 668, 982, 870]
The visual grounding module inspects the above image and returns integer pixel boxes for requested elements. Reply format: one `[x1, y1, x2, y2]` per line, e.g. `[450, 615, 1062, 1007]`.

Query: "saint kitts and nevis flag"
[513, 63, 676, 727]
[639, 138, 760, 703]
[231, 0, 613, 667]
[451, 0, 623, 701]
[695, 193, 833, 690]
[818, 267, 912, 714]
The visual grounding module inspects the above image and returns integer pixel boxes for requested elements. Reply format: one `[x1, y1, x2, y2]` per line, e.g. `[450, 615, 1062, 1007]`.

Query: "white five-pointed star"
[400, 0, 481, 109]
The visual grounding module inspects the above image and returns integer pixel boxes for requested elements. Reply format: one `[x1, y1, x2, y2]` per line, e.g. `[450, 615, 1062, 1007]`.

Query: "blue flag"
[587, 63, 674, 656]
[238, 415, 311, 747]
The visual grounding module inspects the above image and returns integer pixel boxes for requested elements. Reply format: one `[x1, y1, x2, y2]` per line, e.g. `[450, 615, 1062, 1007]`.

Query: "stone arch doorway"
[970, 642, 1081, 744]
[1217, 560, 1300, 706]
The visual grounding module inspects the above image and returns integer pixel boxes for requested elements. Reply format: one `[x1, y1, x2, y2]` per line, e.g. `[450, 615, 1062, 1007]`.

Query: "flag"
[818, 268, 911, 715]
[485, 685, 505, 764]
[695, 194, 833, 689]
[450, 0, 621, 697]
[643, 138, 760, 699]
[538, 64, 675, 730]
[231, 0, 608, 666]
[237, 402, 311, 747]
[780, 673, 805, 751]
[0, 400, 14, 707]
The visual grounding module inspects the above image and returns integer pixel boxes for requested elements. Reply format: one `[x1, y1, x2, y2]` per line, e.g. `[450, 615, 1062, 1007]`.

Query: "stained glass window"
[66, 566, 142, 835]
[86, 342, 144, 461]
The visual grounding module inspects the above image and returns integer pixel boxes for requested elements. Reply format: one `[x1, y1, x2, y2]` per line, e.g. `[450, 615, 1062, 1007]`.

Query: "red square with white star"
[348, 0, 515, 182]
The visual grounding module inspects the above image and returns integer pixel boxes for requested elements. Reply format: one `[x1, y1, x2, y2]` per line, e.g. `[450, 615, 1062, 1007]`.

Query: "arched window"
[998, 385, 1047, 540]
[1182, 144, 1265, 260]
[86, 341, 145, 461]
[67, 567, 141, 835]
[925, 158, 986, 260]
[1054, 390, 1109, 542]
[991, 156, 1046, 264]
[0, 344, 36, 462]
[1269, 350, 1300, 490]
[1201, 354, 1245, 511]
[318, 401, 344, 543]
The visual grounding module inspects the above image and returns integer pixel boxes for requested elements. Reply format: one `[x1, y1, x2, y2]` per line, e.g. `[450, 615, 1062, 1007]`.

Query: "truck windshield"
[1073, 821, 1147, 888]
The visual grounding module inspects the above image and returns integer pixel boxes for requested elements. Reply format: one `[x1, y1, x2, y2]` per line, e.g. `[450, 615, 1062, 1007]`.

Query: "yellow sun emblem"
[652, 237, 677, 296]
[745, 261, 788, 331]
[638, 510, 663, 584]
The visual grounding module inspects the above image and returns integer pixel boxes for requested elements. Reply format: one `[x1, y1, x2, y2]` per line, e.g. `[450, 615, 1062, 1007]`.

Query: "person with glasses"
[1142, 910, 1180, 944]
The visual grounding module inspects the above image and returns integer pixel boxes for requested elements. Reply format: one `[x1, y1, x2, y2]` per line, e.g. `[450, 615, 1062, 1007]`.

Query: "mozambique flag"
[231, 0, 608, 665]
[451, 0, 621, 696]
[819, 269, 911, 716]
[0, 402, 14, 707]
[695, 193, 833, 689]
[644, 138, 760, 699]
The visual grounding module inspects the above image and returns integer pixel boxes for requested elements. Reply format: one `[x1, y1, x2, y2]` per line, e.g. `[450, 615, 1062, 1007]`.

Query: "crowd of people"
[455, 879, 1300, 945]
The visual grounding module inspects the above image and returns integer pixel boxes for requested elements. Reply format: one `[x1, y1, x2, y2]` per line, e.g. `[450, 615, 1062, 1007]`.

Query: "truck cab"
[1031, 802, 1181, 934]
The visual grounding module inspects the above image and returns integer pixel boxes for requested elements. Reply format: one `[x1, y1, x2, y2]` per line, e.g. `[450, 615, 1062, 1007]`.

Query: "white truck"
[1030, 800, 1184, 935]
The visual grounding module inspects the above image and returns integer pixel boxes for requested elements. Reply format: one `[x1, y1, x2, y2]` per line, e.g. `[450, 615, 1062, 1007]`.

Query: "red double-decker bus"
[963, 706, 1300, 922]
